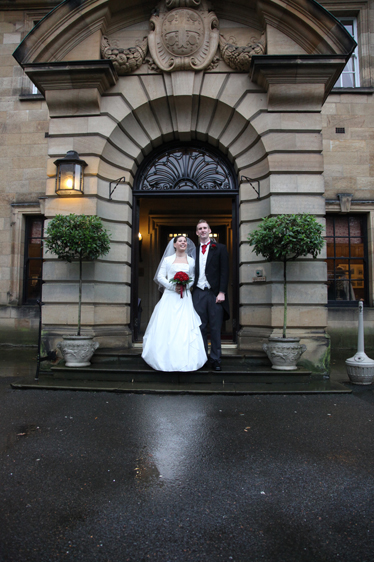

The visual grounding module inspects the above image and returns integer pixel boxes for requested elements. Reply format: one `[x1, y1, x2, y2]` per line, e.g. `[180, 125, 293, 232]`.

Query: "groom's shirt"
[197, 242, 211, 290]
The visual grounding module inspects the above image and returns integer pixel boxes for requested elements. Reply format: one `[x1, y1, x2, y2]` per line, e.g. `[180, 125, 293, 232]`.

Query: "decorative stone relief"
[137, 147, 236, 192]
[148, 1, 219, 72]
[101, 36, 148, 75]
[219, 33, 266, 72]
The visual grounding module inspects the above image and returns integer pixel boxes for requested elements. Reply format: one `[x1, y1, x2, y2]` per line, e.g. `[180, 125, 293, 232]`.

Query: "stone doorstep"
[11, 376, 351, 394]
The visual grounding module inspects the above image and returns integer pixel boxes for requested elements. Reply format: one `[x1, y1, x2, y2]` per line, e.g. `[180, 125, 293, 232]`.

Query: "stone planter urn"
[263, 337, 306, 371]
[57, 336, 99, 367]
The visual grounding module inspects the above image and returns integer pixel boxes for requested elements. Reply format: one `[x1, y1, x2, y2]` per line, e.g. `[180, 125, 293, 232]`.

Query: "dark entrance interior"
[132, 196, 238, 343]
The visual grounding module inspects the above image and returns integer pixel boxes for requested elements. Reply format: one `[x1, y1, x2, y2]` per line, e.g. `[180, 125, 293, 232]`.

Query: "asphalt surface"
[0, 349, 374, 562]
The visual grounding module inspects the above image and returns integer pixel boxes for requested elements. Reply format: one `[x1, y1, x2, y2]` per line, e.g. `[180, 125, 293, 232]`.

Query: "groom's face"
[196, 222, 211, 241]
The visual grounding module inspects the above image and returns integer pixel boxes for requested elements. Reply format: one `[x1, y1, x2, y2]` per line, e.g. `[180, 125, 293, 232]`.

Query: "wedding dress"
[142, 257, 207, 372]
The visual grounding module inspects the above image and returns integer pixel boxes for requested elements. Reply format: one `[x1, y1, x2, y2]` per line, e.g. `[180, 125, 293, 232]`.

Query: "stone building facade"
[0, 0, 372, 372]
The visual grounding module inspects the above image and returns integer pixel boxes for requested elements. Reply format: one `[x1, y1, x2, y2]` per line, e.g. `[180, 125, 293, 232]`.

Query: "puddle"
[0, 347, 37, 378]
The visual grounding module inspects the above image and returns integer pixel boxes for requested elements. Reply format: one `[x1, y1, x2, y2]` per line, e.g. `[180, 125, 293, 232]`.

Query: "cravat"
[202, 243, 209, 255]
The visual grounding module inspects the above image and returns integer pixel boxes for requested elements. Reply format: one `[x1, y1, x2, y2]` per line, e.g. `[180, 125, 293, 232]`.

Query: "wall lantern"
[54, 150, 87, 196]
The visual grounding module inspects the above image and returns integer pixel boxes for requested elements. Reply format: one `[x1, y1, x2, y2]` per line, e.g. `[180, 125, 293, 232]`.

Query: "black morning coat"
[193, 242, 230, 321]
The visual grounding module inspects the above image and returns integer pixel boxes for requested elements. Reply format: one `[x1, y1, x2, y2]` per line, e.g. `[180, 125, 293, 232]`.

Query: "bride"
[142, 235, 207, 372]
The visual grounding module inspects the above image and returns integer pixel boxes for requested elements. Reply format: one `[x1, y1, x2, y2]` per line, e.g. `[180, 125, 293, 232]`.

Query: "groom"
[192, 219, 230, 371]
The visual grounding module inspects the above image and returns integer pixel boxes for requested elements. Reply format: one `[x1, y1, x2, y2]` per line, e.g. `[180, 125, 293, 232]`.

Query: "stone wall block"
[200, 73, 227, 100]
[229, 127, 260, 160]
[99, 181, 132, 202]
[219, 74, 252, 108]
[269, 194, 325, 215]
[100, 95, 132, 122]
[42, 304, 95, 326]
[235, 93, 268, 122]
[149, 97, 174, 138]
[133, 103, 162, 143]
[235, 142, 268, 170]
[218, 112, 248, 150]
[269, 174, 324, 194]
[239, 305, 272, 326]
[94, 304, 130, 325]
[43, 282, 94, 303]
[49, 117, 89, 136]
[94, 283, 130, 304]
[93, 262, 129, 284]
[239, 198, 270, 222]
[268, 153, 323, 174]
[43, 197, 97, 218]
[112, 76, 149, 109]
[140, 75, 167, 102]
[96, 199, 132, 223]
[207, 103, 234, 144]
[196, 96, 217, 137]
[46, 89, 101, 117]
[96, 160, 134, 184]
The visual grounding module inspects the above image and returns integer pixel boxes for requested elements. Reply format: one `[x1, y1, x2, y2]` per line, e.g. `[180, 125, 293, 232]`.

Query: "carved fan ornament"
[138, 148, 236, 192]
[101, 0, 266, 74]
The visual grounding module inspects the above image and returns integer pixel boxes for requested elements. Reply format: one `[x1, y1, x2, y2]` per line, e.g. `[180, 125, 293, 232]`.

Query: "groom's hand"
[216, 292, 225, 303]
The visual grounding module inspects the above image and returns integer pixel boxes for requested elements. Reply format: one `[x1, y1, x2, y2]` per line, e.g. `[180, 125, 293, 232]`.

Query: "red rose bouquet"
[169, 271, 190, 298]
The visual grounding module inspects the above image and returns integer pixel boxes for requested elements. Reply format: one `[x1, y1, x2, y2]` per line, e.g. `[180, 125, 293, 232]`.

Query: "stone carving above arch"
[219, 33, 266, 72]
[148, 1, 220, 72]
[101, 36, 148, 74]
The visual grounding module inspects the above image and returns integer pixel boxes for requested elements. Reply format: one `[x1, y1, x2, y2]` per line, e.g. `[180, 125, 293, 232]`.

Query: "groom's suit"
[192, 242, 230, 364]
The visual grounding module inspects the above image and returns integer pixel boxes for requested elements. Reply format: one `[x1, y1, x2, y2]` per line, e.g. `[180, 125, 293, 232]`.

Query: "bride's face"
[174, 236, 187, 252]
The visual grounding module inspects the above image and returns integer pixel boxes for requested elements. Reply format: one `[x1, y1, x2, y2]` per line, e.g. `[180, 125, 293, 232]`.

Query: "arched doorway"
[131, 143, 239, 343]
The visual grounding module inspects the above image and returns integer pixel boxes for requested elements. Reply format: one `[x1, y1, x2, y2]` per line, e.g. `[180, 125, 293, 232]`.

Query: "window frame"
[326, 213, 369, 307]
[22, 216, 44, 305]
[334, 17, 360, 88]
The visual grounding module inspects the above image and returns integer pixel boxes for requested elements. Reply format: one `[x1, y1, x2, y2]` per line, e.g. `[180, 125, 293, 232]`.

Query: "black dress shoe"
[211, 361, 221, 372]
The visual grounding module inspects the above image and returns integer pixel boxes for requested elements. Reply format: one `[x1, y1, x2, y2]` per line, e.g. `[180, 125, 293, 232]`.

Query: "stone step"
[50, 359, 312, 383]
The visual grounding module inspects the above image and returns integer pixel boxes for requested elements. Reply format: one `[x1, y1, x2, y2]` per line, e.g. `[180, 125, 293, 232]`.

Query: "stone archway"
[130, 142, 240, 342]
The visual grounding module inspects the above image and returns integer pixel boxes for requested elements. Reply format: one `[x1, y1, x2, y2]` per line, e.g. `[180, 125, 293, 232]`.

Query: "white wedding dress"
[142, 259, 207, 372]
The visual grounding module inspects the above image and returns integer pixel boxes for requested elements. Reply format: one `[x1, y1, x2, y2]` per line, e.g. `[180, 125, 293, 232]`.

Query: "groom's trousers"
[193, 287, 224, 363]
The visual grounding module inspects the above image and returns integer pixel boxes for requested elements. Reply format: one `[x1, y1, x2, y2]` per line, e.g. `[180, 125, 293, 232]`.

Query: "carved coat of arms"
[148, 1, 219, 72]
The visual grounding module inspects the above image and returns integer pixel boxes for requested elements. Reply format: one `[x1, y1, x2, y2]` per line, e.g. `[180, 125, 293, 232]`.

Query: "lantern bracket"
[109, 177, 126, 200]
[240, 176, 260, 199]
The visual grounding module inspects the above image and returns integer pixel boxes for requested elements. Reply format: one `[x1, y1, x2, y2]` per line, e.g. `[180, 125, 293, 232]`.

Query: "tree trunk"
[283, 257, 287, 339]
[77, 256, 82, 336]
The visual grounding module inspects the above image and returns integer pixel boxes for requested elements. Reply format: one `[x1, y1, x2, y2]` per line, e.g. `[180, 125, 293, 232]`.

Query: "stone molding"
[250, 54, 350, 102]
[22, 60, 118, 96]
[13, 0, 357, 67]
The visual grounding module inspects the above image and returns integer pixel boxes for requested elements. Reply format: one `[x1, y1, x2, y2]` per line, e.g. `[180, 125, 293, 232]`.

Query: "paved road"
[0, 360, 373, 562]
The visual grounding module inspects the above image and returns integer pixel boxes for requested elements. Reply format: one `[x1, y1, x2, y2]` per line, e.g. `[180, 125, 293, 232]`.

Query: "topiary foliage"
[45, 214, 111, 336]
[248, 214, 324, 338]
[44, 214, 111, 263]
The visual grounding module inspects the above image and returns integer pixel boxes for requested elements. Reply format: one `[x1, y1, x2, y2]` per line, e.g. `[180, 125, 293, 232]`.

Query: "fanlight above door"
[136, 147, 237, 193]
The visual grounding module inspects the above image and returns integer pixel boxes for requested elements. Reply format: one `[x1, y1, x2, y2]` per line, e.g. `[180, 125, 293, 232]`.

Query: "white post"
[345, 301, 374, 385]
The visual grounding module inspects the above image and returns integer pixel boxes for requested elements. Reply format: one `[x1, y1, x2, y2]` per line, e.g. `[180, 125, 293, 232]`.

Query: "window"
[23, 217, 44, 303]
[326, 215, 368, 305]
[335, 18, 360, 87]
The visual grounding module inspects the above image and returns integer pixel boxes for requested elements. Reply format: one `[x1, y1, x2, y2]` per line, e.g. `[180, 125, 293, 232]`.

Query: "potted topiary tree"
[44, 214, 111, 367]
[248, 213, 324, 370]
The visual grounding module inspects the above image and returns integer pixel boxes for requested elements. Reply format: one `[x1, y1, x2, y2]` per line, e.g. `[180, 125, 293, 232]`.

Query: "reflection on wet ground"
[0, 346, 37, 379]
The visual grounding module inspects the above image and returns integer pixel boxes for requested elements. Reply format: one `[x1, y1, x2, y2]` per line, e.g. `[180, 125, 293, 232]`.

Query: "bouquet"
[169, 271, 190, 298]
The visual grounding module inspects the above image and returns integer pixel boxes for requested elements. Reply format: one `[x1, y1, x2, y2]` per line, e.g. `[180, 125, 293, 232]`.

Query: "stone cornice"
[0, 0, 58, 10]
[22, 60, 118, 96]
[250, 54, 349, 102]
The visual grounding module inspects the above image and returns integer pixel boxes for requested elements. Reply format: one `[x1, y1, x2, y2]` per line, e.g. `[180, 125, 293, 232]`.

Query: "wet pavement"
[0, 347, 374, 562]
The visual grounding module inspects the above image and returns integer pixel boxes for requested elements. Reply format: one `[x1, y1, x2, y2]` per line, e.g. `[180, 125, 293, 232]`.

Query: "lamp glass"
[55, 151, 86, 196]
